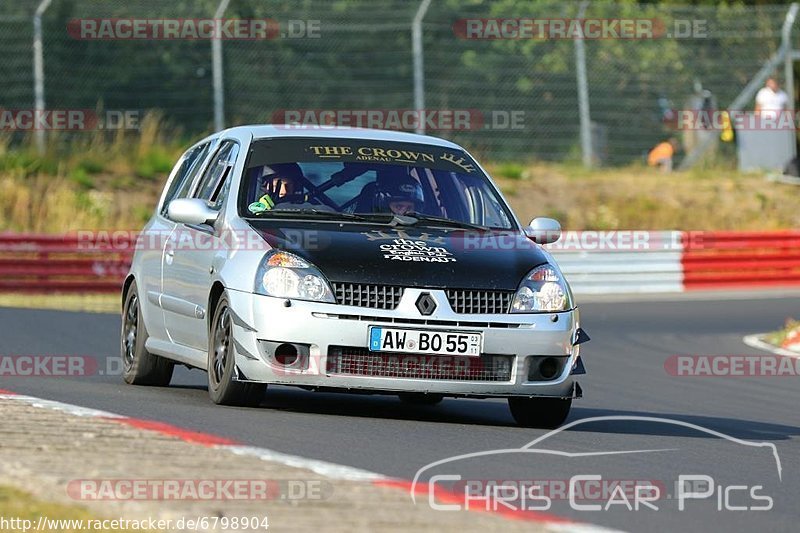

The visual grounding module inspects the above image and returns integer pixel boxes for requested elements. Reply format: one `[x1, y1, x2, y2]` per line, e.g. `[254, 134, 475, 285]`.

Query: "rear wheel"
[508, 397, 572, 428]
[398, 393, 444, 406]
[207, 293, 266, 407]
[121, 281, 174, 386]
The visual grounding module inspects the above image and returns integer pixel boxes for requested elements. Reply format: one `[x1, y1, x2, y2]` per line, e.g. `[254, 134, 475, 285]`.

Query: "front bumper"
[228, 288, 583, 398]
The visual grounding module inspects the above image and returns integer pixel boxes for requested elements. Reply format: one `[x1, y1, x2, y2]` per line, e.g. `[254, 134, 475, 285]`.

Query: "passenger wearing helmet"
[374, 168, 424, 215]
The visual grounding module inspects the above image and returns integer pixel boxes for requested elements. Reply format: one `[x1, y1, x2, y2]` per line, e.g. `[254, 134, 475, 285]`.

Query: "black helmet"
[374, 168, 424, 213]
[261, 162, 304, 181]
[260, 163, 304, 197]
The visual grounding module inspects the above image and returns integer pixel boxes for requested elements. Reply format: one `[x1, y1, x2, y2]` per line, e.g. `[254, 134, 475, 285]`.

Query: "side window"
[160, 142, 212, 216]
[193, 141, 239, 210]
[482, 191, 511, 228]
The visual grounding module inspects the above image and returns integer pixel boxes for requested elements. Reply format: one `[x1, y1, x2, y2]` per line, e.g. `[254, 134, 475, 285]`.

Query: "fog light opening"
[539, 357, 560, 380]
[275, 343, 299, 366]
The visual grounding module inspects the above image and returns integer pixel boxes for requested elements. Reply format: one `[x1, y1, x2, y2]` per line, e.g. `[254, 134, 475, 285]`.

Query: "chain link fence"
[0, 0, 797, 165]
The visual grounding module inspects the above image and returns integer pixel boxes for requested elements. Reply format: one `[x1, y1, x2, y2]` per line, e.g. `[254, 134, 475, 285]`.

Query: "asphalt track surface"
[1, 295, 799, 532]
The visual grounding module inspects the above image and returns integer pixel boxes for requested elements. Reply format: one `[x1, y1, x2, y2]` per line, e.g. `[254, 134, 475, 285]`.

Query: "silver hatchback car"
[122, 125, 587, 428]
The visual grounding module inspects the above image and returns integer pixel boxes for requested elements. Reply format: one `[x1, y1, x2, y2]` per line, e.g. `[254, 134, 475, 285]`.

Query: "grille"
[327, 346, 514, 382]
[331, 283, 404, 310]
[445, 289, 514, 314]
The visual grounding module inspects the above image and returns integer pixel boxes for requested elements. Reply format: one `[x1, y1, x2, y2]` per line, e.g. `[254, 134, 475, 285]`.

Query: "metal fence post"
[412, 0, 432, 135]
[574, 0, 592, 168]
[212, 0, 231, 132]
[33, 0, 53, 155]
[784, 2, 798, 162]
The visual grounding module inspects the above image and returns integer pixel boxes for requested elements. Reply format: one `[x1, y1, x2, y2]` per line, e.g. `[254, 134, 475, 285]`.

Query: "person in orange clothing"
[647, 137, 680, 172]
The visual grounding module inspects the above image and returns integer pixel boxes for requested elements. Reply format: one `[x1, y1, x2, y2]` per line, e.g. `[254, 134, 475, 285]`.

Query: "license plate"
[368, 327, 482, 356]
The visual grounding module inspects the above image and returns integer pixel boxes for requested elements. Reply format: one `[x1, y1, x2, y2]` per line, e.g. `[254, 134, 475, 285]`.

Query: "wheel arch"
[208, 281, 226, 333]
[121, 274, 136, 311]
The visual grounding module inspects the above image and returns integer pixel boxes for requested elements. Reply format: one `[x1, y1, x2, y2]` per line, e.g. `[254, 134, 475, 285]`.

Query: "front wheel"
[207, 293, 266, 407]
[508, 397, 572, 428]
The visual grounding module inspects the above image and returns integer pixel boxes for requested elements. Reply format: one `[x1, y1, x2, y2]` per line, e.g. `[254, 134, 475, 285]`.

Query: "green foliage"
[69, 167, 95, 190]
[76, 156, 106, 175]
[134, 147, 175, 180]
[0, 150, 59, 176]
[497, 162, 525, 180]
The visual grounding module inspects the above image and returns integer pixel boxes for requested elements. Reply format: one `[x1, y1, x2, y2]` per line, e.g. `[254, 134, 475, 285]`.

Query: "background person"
[647, 137, 680, 172]
[754, 77, 789, 120]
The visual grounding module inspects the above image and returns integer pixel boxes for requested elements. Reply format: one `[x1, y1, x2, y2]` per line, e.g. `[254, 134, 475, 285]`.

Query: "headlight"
[255, 250, 335, 303]
[511, 264, 572, 313]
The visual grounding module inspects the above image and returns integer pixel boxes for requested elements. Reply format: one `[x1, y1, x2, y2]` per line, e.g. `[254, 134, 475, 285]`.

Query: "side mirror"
[525, 217, 561, 244]
[167, 198, 219, 226]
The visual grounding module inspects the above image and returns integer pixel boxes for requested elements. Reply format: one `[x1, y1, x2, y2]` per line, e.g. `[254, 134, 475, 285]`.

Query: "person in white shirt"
[755, 77, 789, 121]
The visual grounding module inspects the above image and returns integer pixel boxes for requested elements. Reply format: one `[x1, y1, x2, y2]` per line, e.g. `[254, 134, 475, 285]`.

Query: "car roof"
[217, 124, 465, 150]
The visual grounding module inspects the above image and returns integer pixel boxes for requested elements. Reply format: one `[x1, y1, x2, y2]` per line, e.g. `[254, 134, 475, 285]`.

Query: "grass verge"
[486, 161, 800, 231]
[0, 113, 184, 233]
[2, 122, 800, 233]
[0, 485, 143, 532]
[0, 294, 119, 314]
[762, 318, 800, 348]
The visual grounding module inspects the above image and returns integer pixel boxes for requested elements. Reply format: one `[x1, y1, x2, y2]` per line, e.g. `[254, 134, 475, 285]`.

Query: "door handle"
[164, 244, 175, 265]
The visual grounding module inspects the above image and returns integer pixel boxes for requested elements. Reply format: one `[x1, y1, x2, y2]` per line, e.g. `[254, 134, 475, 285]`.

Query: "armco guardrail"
[548, 231, 684, 294]
[0, 233, 132, 293]
[681, 230, 800, 290]
[0, 231, 799, 295]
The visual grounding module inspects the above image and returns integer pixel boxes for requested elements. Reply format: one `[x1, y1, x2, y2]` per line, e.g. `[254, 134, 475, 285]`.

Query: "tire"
[398, 393, 444, 406]
[121, 281, 174, 386]
[508, 397, 572, 429]
[207, 292, 266, 407]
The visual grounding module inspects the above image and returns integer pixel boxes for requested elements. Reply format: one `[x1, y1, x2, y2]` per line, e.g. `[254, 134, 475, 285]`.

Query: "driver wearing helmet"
[374, 170, 424, 215]
[260, 163, 304, 199]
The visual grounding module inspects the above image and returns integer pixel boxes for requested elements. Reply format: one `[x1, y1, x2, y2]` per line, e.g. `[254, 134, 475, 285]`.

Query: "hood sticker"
[362, 229, 445, 244]
[379, 237, 456, 263]
[362, 229, 455, 262]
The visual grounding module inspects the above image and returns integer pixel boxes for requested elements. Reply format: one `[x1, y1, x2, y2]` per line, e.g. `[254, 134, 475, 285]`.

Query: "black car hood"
[247, 219, 548, 290]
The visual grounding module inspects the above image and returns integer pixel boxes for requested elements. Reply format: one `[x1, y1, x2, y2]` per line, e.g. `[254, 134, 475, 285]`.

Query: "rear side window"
[193, 140, 239, 210]
[160, 142, 212, 216]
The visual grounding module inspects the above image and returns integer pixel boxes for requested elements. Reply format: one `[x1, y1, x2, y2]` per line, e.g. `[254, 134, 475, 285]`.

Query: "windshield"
[239, 138, 515, 230]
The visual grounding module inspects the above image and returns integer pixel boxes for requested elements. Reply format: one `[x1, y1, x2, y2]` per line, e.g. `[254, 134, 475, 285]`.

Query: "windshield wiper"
[250, 208, 371, 222]
[402, 213, 488, 230]
[250, 208, 488, 230]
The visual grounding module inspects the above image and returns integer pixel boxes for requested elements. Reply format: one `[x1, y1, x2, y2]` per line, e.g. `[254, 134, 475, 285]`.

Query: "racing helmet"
[374, 167, 424, 214]
[260, 163, 304, 199]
